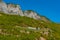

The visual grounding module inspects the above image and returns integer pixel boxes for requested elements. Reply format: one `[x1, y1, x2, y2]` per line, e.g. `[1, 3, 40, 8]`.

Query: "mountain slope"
[0, 1, 60, 40]
[0, 12, 60, 40]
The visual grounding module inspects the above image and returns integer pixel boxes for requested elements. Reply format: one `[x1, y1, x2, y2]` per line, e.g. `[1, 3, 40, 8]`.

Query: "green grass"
[0, 12, 60, 40]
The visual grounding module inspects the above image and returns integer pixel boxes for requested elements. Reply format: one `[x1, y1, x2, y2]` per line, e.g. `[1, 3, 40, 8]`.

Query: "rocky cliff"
[0, 1, 24, 16]
[0, 1, 51, 23]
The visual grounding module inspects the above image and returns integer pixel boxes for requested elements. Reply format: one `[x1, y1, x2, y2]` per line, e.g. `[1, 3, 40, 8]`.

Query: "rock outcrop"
[24, 10, 41, 19]
[0, 1, 50, 22]
[0, 2, 8, 13]
[0, 1, 41, 19]
[0, 1, 24, 16]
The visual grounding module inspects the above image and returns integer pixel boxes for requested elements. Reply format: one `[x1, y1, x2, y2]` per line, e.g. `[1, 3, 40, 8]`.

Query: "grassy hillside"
[0, 12, 60, 40]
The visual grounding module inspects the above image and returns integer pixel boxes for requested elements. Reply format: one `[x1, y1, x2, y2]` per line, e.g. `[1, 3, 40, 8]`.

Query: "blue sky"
[3, 0, 60, 23]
